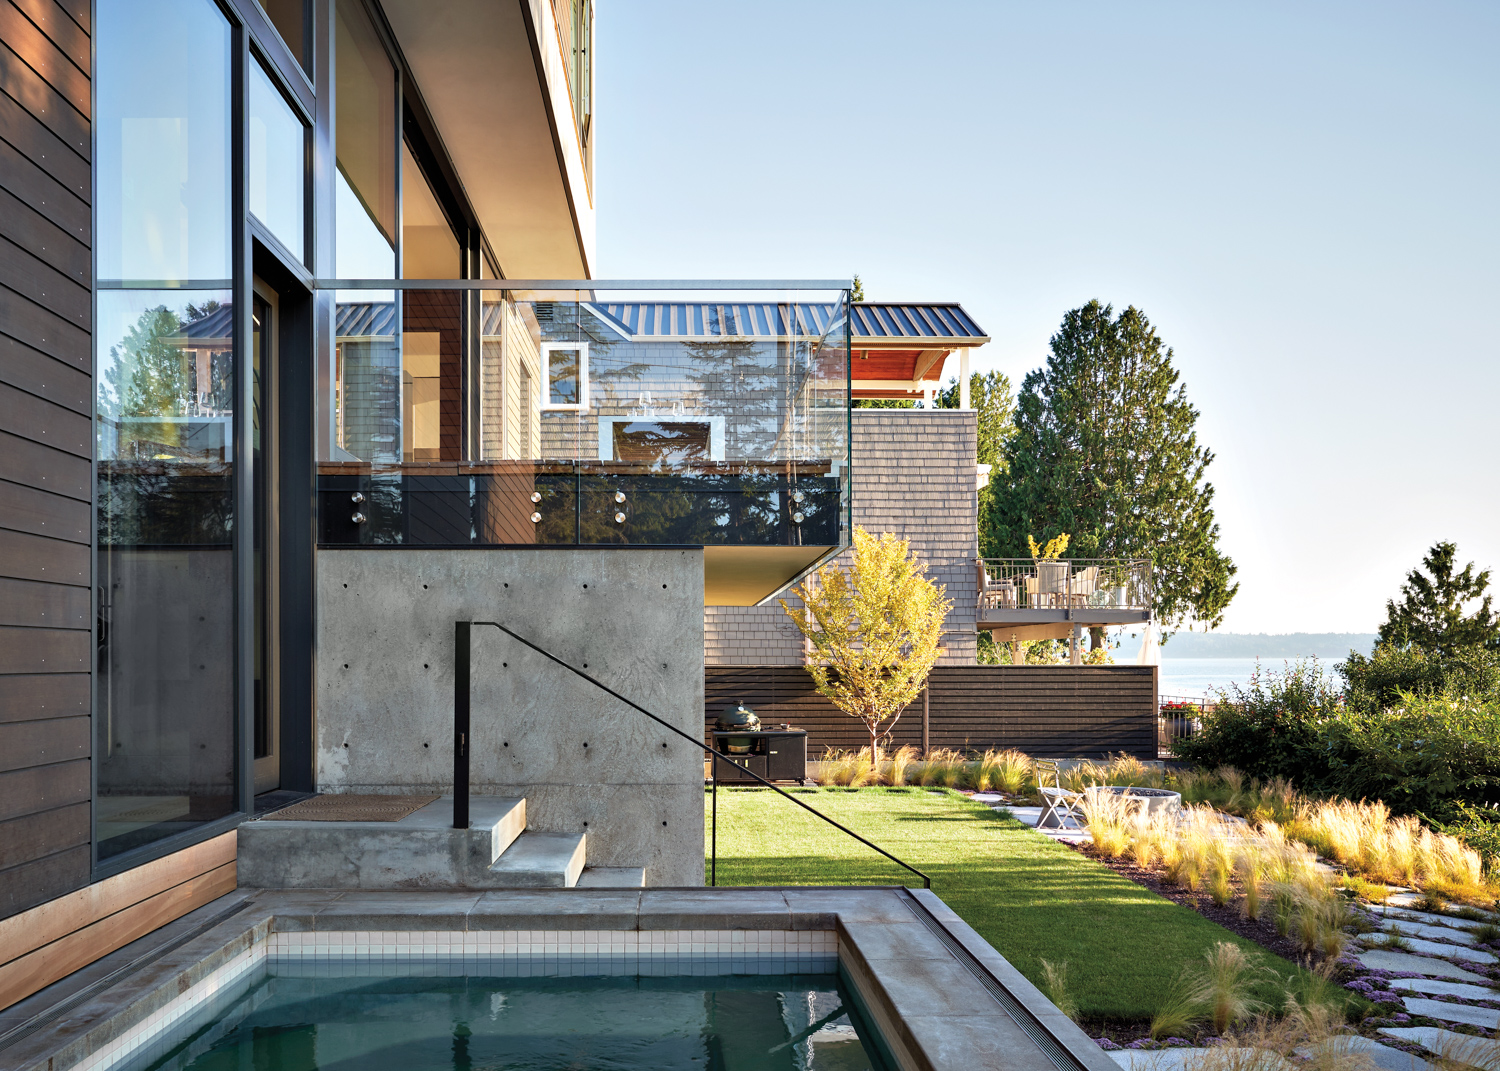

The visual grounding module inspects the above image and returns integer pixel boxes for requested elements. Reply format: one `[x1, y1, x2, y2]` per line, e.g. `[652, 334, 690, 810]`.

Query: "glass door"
[252, 285, 280, 792]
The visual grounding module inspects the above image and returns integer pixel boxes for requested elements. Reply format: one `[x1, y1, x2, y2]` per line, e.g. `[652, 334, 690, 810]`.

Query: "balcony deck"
[976, 558, 1152, 642]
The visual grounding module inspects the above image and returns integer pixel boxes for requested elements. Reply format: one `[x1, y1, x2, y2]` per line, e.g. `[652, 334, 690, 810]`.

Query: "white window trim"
[540, 341, 589, 411]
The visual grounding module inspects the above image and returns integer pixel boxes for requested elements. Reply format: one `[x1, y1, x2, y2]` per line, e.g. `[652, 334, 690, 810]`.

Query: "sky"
[594, 1, 1500, 635]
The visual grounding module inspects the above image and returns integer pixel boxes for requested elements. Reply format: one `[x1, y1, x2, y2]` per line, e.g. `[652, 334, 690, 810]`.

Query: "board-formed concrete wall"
[705, 409, 979, 666]
[316, 548, 705, 885]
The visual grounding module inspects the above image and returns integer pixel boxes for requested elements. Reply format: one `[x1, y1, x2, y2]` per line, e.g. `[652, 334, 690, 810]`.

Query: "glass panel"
[401, 142, 461, 278]
[96, 0, 231, 283]
[249, 60, 306, 261]
[96, 291, 237, 859]
[258, 0, 309, 73]
[319, 287, 850, 575]
[335, 0, 395, 279]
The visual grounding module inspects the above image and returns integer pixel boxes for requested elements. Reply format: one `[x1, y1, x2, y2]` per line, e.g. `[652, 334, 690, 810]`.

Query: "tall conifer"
[989, 301, 1237, 635]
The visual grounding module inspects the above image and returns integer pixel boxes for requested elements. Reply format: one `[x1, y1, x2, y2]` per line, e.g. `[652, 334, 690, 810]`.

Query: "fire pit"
[1084, 785, 1182, 816]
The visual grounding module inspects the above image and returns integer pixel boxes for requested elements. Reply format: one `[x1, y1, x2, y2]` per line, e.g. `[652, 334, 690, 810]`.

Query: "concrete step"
[575, 867, 646, 888]
[238, 795, 527, 889]
[488, 831, 587, 888]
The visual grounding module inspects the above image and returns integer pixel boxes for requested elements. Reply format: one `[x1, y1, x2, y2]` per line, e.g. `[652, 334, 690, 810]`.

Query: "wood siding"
[0, 832, 236, 1011]
[706, 665, 1158, 760]
[0, 0, 92, 921]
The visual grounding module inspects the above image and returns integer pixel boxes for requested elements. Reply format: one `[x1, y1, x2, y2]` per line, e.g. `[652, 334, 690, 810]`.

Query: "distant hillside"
[1160, 632, 1377, 659]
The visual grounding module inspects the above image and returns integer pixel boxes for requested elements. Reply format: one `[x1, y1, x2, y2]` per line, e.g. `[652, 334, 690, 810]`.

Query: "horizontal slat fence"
[706, 665, 1158, 760]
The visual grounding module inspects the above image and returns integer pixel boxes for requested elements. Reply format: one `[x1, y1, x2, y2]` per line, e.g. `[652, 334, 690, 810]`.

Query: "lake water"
[1156, 656, 1347, 699]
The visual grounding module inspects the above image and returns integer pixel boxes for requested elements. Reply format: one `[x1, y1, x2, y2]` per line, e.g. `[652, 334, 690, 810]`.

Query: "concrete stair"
[238, 795, 628, 890]
[575, 867, 647, 888]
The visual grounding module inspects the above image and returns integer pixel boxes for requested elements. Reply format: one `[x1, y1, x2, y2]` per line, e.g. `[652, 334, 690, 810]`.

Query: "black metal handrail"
[453, 620, 931, 889]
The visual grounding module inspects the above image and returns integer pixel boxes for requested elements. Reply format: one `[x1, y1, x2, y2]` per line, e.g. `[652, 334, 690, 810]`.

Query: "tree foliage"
[1377, 542, 1500, 655]
[781, 528, 950, 754]
[936, 370, 1016, 557]
[989, 300, 1237, 633]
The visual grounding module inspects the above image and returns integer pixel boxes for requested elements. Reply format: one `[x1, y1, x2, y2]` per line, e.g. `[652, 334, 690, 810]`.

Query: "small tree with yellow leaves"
[781, 528, 951, 758]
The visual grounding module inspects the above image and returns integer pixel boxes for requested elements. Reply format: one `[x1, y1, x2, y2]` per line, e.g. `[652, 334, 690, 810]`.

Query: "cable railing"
[978, 557, 1152, 613]
[453, 620, 930, 889]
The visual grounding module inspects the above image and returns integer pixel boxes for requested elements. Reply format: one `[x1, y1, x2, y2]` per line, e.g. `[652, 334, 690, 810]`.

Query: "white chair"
[1034, 759, 1085, 830]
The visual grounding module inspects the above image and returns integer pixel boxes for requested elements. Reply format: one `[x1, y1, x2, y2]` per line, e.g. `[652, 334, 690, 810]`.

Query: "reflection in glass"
[401, 142, 461, 278]
[249, 60, 306, 261]
[335, 0, 395, 279]
[333, 299, 398, 463]
[96, 291, 237, 859]
[96, 0, 231, 283]
[258, 0, 309, 73]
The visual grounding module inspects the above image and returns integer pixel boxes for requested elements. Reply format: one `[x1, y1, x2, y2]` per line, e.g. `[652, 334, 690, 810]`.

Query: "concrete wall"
[316, 548, 705, 886]
[705, 409, 979, 666]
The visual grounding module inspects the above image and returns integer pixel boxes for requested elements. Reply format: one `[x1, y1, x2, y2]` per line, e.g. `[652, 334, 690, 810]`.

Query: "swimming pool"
[11, 888, 1115, 1071]
[120, 963, 885, 1071]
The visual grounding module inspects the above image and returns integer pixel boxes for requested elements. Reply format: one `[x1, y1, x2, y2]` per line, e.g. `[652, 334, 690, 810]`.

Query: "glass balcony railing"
[320, 286, 851, 556]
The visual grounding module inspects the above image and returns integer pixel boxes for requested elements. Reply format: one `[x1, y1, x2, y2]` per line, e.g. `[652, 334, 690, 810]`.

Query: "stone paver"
[1366, 936, 1496, 963]
[1374, 905, 1492, 932]
[1381, 1026, 1500, 1058]
[1355, 949, 1487, 981]
[1381, 919, 1485, 948]
[1006, 805, 1092, 844]
[1297, 1037, 1433, 1071]
[1106, 1049, 1293, 1071]
[1387, 977, 1495, 1000]
[1401, 997, 1500, 1030]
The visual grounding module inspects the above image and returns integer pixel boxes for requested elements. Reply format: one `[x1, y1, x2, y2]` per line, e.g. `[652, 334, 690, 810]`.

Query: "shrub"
[1170, 661, 1343, 785]
[1339, 642, 1500, 713]
[993, 749, 1031, 794]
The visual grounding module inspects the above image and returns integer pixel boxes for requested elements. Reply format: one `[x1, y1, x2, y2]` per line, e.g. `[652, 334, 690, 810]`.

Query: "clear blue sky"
[595, 1, 1500, 634]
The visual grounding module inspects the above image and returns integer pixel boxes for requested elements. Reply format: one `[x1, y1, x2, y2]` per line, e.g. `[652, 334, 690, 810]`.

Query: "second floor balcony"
[977, 558, 1152, 639]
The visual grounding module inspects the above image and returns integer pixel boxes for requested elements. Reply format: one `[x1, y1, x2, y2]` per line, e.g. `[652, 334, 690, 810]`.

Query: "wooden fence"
[705, 665, 1159, 760]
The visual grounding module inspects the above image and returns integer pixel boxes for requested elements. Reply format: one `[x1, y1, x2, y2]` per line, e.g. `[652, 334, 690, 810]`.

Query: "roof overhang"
[378, 0, 594, 278]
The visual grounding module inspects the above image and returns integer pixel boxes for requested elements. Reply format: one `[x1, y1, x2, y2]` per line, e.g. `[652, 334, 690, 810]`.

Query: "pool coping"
[5, 887, 1120, 1071]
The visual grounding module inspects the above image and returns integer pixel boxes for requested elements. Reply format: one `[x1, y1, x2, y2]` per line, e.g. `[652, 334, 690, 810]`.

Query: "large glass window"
[96, 291, 237, 859]
[335, 0, 396, 279]
[96, 0, 231, 283]
[401, 142, 460, 278]
[249, 59, 306, 261]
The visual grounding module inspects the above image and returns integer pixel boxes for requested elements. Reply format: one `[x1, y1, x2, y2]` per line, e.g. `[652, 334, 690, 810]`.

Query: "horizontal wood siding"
[0, 833, 237, 1011]
[0, 0, 92, 922]
[706, 665, 1158, 760]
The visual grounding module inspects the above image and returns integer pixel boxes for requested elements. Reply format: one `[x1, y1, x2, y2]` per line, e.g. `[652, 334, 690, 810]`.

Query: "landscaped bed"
[705, 784, 1313, 1023]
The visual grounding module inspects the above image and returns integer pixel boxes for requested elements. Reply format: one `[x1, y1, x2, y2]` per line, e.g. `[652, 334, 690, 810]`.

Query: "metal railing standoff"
[453, 620, 931, 889]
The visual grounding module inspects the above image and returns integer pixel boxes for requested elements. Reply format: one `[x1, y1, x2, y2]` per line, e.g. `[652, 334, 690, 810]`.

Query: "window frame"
[539, 340, 589, 411]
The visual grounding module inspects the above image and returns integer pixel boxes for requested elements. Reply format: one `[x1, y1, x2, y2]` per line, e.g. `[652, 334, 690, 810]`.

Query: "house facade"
[0, 0, 881, 1010]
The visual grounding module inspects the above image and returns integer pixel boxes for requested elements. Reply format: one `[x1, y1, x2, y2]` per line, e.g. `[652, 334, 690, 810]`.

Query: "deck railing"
[978, 558, 1152, 613]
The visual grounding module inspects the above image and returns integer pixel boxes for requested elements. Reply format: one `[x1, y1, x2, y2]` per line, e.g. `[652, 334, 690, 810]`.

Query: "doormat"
[265, 794, 441, 822]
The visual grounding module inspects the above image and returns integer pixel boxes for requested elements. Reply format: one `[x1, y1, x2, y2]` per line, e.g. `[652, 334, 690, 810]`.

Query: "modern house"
[0, 0, 1162, 1038]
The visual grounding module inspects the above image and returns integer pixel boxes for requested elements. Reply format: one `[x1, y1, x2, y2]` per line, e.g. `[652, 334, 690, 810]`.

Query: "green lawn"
[705, 786, 1307, 1021]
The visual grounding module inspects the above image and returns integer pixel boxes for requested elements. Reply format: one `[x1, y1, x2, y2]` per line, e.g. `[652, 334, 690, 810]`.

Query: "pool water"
[125, 967, 886, 1071]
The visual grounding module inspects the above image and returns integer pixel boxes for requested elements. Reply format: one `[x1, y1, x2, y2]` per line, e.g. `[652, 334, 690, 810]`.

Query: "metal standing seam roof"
[336, 300, 989, 345]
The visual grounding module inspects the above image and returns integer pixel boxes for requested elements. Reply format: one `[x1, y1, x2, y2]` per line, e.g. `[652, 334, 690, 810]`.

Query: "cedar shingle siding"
[0, 0, 92, 920]
[706, 409, 979, 665]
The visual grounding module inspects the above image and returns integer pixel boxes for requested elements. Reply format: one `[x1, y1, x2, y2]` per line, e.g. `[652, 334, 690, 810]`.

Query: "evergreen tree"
[937, 370, 1016, 558]
[1378, 542, 1500, 654]
[990, 300, 1237, 634]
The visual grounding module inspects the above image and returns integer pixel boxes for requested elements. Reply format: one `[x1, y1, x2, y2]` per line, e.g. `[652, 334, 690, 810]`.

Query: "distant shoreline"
[1154, 632, 1376, 659]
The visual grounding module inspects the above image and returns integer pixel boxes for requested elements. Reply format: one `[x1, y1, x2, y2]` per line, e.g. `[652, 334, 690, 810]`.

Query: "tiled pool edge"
[8, 887, 1119, 1071]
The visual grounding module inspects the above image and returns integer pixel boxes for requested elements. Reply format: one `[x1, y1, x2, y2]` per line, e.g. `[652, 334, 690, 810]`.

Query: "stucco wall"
[316, 548, 705, 885]
[705, 409, 979, 666]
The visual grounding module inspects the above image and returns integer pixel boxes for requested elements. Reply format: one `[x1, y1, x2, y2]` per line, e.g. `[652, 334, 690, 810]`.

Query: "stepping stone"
[1299, 1037, 1433, 1071]
[1107, 1049, 1291, 1071]
[1381, 1026, 1500, 1060]
[1382, 919, 1487, 947]
[1388, 977, 1496, 1000]
[1401, 997, 1500, 1030]
[970, 792, 1003, 803]
[1373, 905, 1492, 932]
[1368, 936, 1497, 963]
[1355, 950, 1487, 981]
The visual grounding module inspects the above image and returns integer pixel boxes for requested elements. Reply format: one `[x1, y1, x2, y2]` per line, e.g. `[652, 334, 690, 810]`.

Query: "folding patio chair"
[1034, 759, 1085, 830]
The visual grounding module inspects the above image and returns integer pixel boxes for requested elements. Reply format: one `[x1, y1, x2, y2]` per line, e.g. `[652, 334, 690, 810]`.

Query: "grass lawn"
[706, 785, 1309, 1021]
